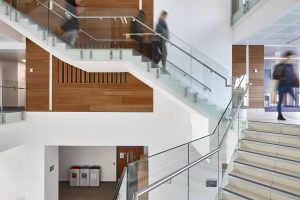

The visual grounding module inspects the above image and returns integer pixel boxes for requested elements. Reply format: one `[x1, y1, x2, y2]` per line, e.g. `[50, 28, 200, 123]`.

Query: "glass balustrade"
[0, 80, 26, 125]
[130, 83, 250, 200]
[232, 0, 262, 24]
[0, 0, 234, 131]
[110, 76, 249, 200]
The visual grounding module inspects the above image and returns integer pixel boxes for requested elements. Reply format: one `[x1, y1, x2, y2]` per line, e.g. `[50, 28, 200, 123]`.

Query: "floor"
[59, 181, 118, 200]
[242, 108, 300, 125]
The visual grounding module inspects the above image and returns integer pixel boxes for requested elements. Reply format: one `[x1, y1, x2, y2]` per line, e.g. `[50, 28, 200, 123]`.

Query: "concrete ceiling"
[242, 4, 300, 45]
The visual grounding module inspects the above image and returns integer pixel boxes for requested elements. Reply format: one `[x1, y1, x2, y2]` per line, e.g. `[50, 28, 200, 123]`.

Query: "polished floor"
[59, 181, 118, 200]
[243, 108, 300, 125]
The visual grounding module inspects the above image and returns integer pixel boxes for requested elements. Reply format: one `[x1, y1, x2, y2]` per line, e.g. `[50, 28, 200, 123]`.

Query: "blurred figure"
[155, 10, 169, 73]
[273, 51, 298, 120]
[130, 10, 145, 52]
[11, 0, 17, 8]
[61, 0, 80, 47]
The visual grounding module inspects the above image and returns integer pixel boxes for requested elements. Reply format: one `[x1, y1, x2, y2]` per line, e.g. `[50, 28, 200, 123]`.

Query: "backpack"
[273, 63, 284, 80]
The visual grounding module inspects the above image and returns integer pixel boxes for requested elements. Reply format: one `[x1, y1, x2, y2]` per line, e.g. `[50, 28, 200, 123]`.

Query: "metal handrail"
[133, 83, 251, 200]
[112, 167, 127, 200]
[167, 61, 212, 92]
[32, 0, 230, 86]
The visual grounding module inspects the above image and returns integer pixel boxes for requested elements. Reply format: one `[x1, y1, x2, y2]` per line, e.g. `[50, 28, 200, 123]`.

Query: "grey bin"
[80, 166, 90, 186]
[90, 166, 101, 187]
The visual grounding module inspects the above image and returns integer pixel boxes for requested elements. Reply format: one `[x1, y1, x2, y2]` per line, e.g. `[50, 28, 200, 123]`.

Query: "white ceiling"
[0, 20, 25, 62]
[242, 3, 300, 45]
[0, 49, 25, 62]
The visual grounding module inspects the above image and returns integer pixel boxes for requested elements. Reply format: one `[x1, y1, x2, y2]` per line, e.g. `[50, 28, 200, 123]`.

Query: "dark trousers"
[161, 41, 167, 69]
[11, 0, 17, 8]
[277, 84, 295, 114]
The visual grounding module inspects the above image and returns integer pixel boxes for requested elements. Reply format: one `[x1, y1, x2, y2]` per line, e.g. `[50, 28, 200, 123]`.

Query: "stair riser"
[248, 122, 282, 133]
[241, 141, 300, 160]
[237, 151, 300, 174]
[222, 191, 249, 200]
[229, 176, 271, 199]
[229, 176, 297, 200]
[234, 163, 300, 191]
[244, 131, 300, 147]
[248, 122, 300, 136]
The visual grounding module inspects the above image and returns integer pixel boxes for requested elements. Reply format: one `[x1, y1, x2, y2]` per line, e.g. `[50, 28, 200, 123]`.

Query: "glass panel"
[232, 0, 262, 24]
[189, 152, 219, 200]
[139, 170, 189, 200]
[127, 144, 189, 200]
[218, 76, 246, 145]
[115, 168, 128, 200]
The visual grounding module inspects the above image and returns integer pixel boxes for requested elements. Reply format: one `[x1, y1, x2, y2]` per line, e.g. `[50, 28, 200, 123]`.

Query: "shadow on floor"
[59, 181, 118, 200]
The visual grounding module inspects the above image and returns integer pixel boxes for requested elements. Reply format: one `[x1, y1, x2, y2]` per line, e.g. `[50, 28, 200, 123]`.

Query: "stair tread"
[223, 184, 268, 200]
[230, 171, 300, 197]
[242, 138, 300, 149]
[245, 129, 300, 138]
[235, 158, 300, 179]
[239, 147, 300, 163]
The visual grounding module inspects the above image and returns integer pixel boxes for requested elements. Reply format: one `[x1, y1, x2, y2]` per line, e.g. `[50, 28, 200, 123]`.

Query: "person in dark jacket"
[155, 10, 169, 73]
[61, 0, 80, 47]
[130, 10, 145, 52]
[11, 0, 17, 8]
[276, 51, 298, 120]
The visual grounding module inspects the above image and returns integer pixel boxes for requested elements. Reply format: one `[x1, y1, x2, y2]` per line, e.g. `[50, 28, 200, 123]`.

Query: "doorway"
[116, 146, 145, 179]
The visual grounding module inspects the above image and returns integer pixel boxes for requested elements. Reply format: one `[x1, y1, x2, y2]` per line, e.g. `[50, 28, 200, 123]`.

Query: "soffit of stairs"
[0, 17, 25, 62]
[0, 19, 24, 43]
[233, 0, 300, 45]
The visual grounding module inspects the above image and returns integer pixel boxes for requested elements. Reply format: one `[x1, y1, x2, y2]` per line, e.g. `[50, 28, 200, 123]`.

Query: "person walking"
[130, 10, 146, 52]
[155, 10, 169, 74]
[274, 51, 298, 121]
[61, 0, 80, 47]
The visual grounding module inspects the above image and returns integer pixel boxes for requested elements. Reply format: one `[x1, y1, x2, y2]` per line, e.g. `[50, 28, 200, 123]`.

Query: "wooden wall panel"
[249, 45, 264, 108]
[232, 45, 246, 77]
[26, 39, 49, 111]
[16, 0, 153, 49]
[52, 56, 153, 112]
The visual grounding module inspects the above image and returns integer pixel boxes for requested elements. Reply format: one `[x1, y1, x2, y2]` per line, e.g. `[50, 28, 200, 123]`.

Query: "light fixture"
[21, 59, 26, 63]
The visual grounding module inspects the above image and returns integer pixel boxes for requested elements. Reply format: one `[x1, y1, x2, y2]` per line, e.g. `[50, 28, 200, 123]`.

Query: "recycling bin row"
[70, 166, 101, 187]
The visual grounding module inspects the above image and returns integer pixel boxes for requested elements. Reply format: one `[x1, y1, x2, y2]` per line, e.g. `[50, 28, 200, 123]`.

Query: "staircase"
[223, 121, 300, 200]
[0, 0, 232, 117]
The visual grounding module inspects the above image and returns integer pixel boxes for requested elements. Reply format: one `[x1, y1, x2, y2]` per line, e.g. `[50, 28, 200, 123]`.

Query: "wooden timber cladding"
[26, 38, 50, 111]
[52, 56, 153, 112]
[249, 45, 264, 108]
[232, 45, 246, 77]
[57, 60, 128, 84]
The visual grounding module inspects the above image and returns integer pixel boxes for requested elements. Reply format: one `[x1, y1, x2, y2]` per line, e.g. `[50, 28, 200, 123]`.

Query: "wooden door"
[116, 146, 144, 179]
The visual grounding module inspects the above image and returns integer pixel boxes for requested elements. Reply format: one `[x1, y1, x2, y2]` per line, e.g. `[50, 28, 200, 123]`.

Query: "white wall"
[59, 146, 117, 182]
[44, 146, 58, 200]
[154, 0, 233, 108]
[0, 146, 26, 200]
[154, 0, 233, 74]
[0, 91, 194, 200]
[0, 61, 18, 81]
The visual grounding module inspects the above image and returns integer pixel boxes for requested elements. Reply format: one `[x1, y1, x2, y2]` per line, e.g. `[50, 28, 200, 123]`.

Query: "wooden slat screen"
[57, 60, 127, 84]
